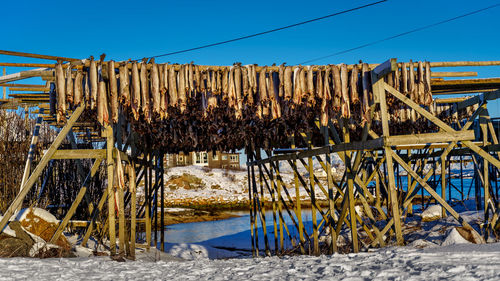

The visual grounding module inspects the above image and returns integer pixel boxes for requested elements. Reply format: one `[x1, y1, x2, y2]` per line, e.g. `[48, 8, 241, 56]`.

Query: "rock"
[17, 207, 70, 251]
[421, 205, 443, 222]
[0, 237, 32, 257]
[0, 221, 34, 257]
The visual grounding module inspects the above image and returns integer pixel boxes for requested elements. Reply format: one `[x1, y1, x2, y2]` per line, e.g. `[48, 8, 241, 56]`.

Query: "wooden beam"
[0, 49, 80, 62]
[51, 149, 106, 159]
[431, 71, 477, 77]
[384, 130, 475, 146]
[372, 58, 397, 80]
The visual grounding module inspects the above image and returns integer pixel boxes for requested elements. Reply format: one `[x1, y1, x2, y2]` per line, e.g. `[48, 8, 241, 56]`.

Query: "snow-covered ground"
[150, 163, 340, 207]
[0, 243, 499, 280]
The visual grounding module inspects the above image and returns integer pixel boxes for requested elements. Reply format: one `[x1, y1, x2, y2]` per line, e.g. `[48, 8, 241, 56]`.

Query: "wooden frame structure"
[1, 50, 500, 258]
[246, 60, 500, 255]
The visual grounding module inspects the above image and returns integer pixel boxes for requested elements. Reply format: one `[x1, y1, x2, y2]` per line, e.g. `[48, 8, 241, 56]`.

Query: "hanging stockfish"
[119, 63, 130, 106]
[316, 66, 324, 99]
[340, 64, 350, 118]
[188, 63, 194, 96]
[222, 67, 229, 98]
[108, 60, 119, 123]
[55, 61, 66, 123]
[74, 69, 83, 106]
[349, 65, 359, 104]
[320, 67, 329, 126]
[401, 63, 408, 95]
[408, 60, 416, 121]
[417, 61, 425, 105]
[284, 66, 293, 101]
[401, 62, 411, 121]
[331, 64, 342, 112]
[158, 64, 166, 118]
[97, 71, 109, 126]
[195, 65, 201, 92]
[140, 60, 151, 122]
[424, 61, 433, 106]
[150, 59, 161, 115]
[234, 65, 243, 118]
[131, 62, 141, 120]
[268, 71, 281, 119]
[393, 64, 400, 92]
[201, 73, 209, 116]
[83, 72, 90, 108]
[292, 67, 301, 105]
[168, 65, 178, 107]
[89, 57, 98, 110]
[208, 70, 218, 109]
[259, 67, 269, 117]
[299, 67, 307, 104]
[228, 66, 236, 110]
[278, 64, 285, 98]
[242, 67, 250, 104]
[178, 64, 187, 113]
[361, 63, 371, 124]
[215, 70, 222, 95]
[65, 66, 74, 106]
[307, 66, 315, 105]
[115, 150, 125, 190]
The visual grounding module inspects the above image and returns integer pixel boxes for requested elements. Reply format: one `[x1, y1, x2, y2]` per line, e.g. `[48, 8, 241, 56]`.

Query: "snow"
[442, 228, 471, 246]
[158, 165, 338, 206]
[0, 243, 499, 280]
[14, 208, 59, 224]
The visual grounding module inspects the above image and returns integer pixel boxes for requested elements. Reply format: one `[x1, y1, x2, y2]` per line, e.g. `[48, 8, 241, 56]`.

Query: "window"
[230, 164, 238, 168]
[230, 155, 238, 162]
[222, 155, 227, 160]
[212, 153, 218, 160]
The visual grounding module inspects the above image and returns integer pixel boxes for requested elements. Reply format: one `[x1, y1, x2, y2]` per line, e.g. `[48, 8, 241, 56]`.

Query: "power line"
[298, 3, 500, 64]
[141, 0, 387, 60]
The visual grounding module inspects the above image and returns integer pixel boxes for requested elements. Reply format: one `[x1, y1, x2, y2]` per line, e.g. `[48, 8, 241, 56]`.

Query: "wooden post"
[372, 68, 404, 245]
[250, 152, 260, 257]
[129, 162, 137, 260]
[307, 136, 319, 256]
[18, 109, 44, 212]
[291, 136, 305, 254]
[117, 158, 126, 256]
[256, 149, 271, 256]
[266, 151, 279, 254]
[441, 153, 447, 218]
[323, 126, 338, 253]
[2, 68, 5, 99]
[274, 159, 285, 254]
[246, 150, 256, 257]
[105, 125, 117, 255]
[407, 150, 413, 215]
[160, 153, 165, 252]
[480, 109, 490, 221]
[146, 153, 151, 250]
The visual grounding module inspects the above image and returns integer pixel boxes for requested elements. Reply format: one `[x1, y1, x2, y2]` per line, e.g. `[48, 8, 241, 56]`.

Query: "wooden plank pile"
[53, 59, 474, 152]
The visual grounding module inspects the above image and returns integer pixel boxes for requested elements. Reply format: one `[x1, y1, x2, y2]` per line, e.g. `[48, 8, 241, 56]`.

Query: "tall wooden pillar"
[105, 125, 117, 255]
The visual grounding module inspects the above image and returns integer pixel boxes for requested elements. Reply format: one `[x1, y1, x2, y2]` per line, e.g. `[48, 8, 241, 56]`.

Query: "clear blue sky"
[3, 0, 500, 114]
